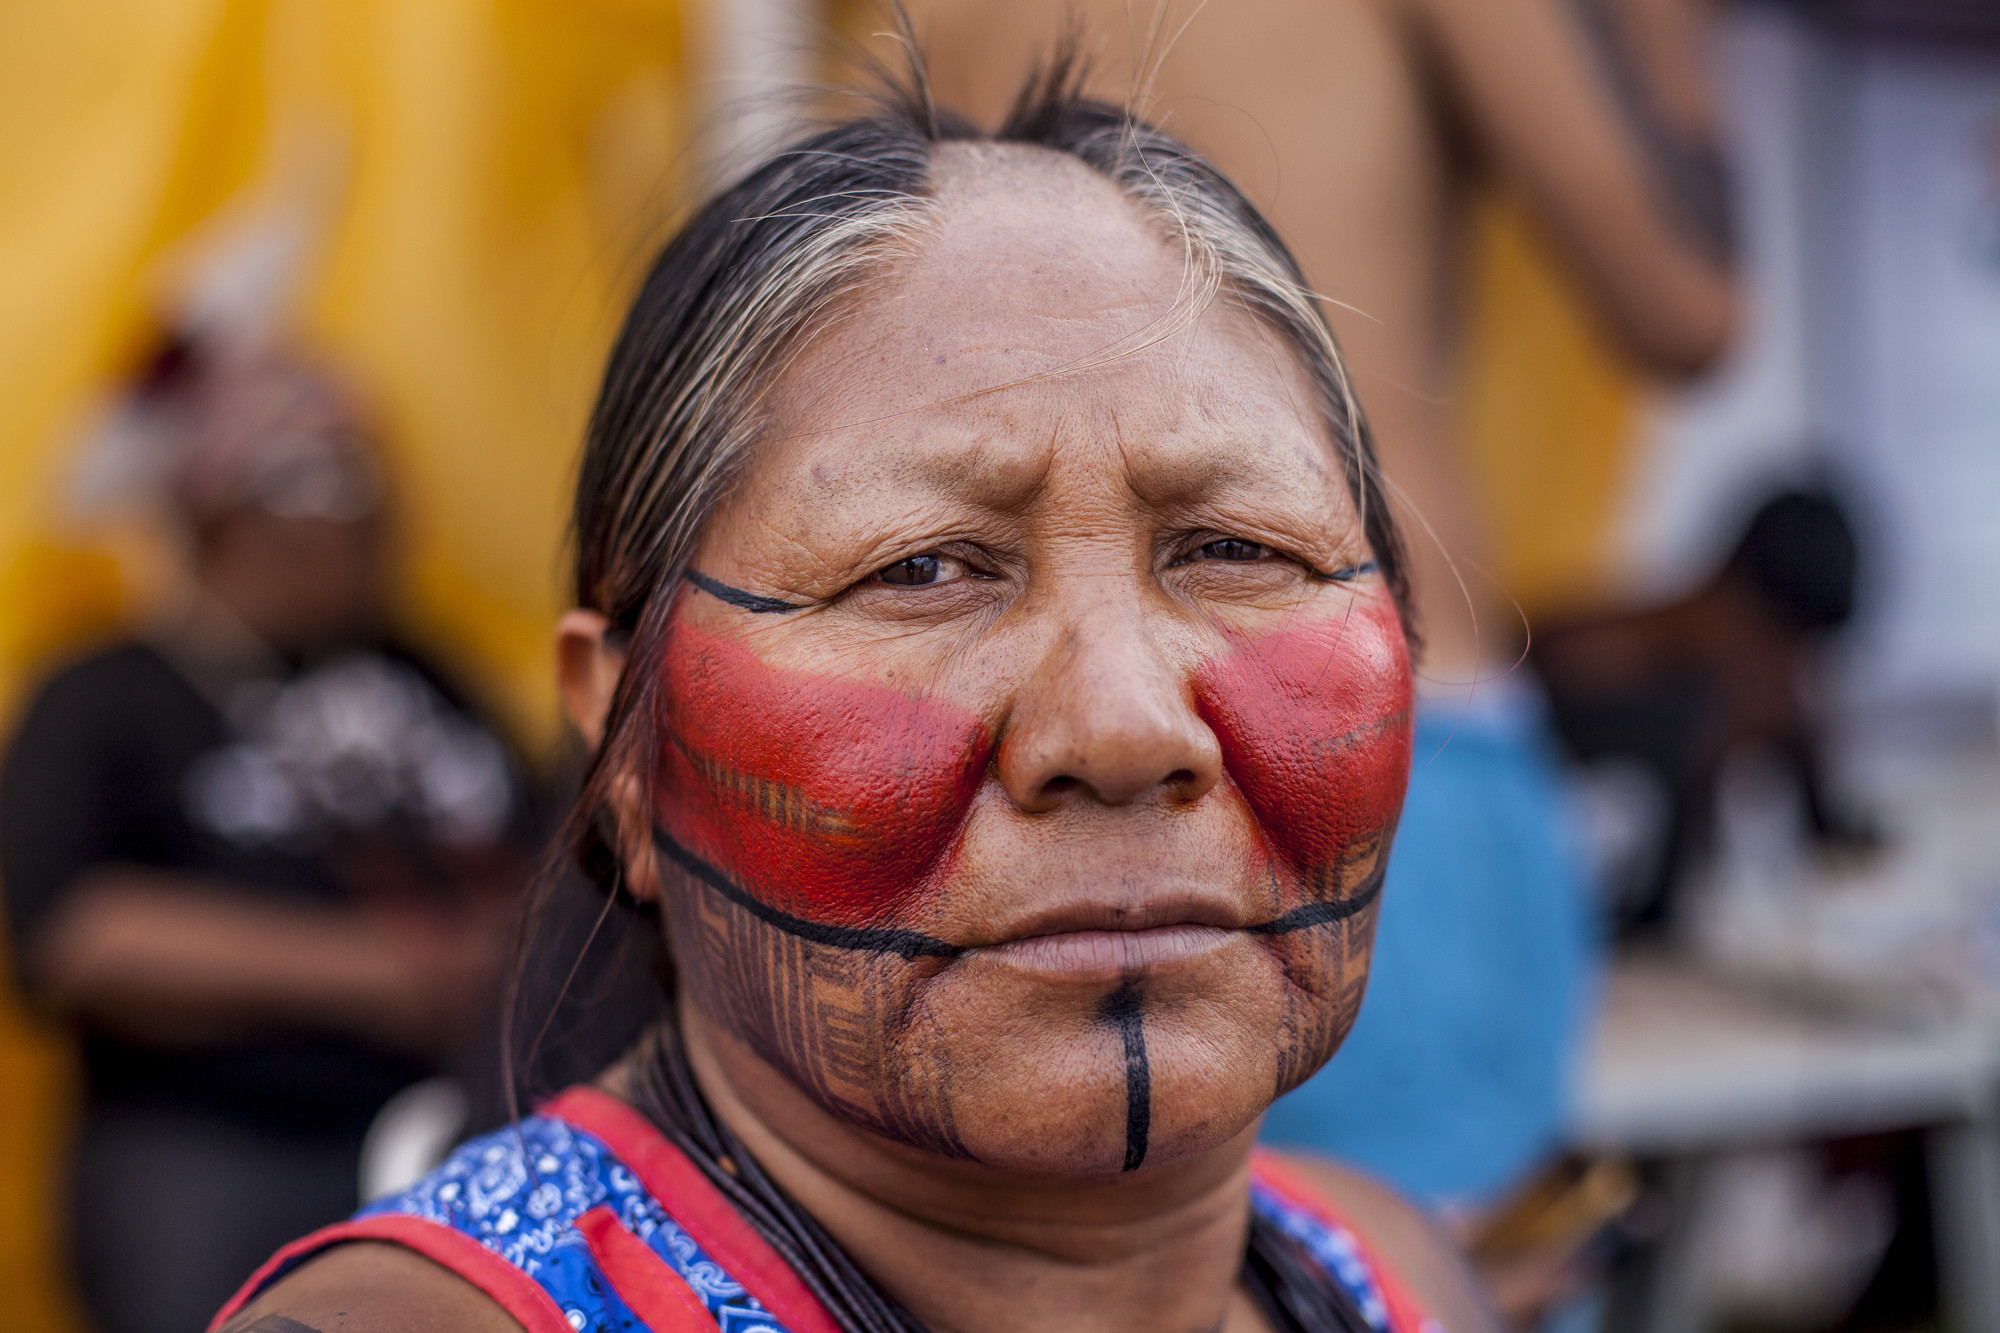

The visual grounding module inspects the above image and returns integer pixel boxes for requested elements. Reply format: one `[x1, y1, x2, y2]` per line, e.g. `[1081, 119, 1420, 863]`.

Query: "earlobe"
[555, 610, 662, 903]
[607, 769, 664, 904]
[555, 609, 623, 751]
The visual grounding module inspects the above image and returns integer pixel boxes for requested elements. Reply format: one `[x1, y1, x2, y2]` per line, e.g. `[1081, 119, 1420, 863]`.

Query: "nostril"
[1033, 769, 1204, 808]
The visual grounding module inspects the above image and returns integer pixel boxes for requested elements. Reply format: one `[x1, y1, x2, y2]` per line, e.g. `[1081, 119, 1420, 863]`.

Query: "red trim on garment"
[1253, 1150, 1439, 1333]
[206, 1214, 576, 1333]
[576, 1205, 721, 1330]
[547, 1086, 844, 1333]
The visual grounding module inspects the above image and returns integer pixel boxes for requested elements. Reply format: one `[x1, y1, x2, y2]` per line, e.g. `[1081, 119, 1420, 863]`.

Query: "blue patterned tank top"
[216, 1087, 1440, 1333]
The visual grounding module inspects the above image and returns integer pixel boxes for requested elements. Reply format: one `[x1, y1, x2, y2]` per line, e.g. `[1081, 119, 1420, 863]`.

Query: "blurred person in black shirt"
[1532, 486, 1879, 935]
[1, 333, 529, 1333]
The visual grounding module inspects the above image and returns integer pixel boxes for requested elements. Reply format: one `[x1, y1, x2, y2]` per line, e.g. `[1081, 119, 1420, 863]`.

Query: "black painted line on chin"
[1242, 860, 1385, 935]
[1103, 981, 1151, 1171]
[651, 824, 962, 960]
[686, 569, 804, 614]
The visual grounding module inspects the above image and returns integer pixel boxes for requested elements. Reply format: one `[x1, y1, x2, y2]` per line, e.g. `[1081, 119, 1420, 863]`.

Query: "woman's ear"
[556, 609, 663, 902]
[605, 767, 663, 904]
[556, 609, 624, 750]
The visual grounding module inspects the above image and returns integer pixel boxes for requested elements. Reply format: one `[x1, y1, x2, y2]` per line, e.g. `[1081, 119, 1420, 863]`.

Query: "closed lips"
[974, 923, 1238, 979]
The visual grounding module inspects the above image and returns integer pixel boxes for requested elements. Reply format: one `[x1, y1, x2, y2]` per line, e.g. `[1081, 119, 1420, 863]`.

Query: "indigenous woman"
[214, 63, 1499, 1333]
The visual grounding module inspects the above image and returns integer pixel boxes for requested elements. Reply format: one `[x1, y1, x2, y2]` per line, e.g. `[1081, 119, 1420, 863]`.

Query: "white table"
[1576, 955, 2000, 1333]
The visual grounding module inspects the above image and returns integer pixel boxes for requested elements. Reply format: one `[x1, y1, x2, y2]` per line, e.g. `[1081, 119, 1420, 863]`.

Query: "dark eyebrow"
[686, 569, 804, 613]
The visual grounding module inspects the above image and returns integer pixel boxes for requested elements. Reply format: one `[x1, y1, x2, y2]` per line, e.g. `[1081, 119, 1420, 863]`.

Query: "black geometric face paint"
[1315, 560, 1377, 584]
[1101, 980, 1152, 1171]
[652, 823, 961, 959]
[655, 574, 1410, 1176]
[685, 569, 804, 613]
[652, 822, 1385, 958]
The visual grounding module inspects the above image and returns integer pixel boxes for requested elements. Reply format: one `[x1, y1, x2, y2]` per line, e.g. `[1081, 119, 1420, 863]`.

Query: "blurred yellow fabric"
[1459, 191, 1640, 623]
[0, 3, 688, 1326]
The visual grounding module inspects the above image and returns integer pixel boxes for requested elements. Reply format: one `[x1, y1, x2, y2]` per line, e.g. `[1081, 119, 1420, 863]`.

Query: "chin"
[675, 879, 1374, 1178]
[915, 931, 1370, 1177]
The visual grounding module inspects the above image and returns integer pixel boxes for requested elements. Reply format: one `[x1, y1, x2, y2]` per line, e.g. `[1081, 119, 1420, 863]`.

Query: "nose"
[996, 605, 1223, 812]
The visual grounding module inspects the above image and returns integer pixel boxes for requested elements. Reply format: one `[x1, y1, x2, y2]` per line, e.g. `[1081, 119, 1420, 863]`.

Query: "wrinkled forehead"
[830, 142, 1210, 390]
[754, 142, 1338, 510]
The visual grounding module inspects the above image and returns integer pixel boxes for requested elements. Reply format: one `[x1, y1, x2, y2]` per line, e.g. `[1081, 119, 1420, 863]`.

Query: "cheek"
[655, 625, 992, 927]
[1192, 598, 1413, 887]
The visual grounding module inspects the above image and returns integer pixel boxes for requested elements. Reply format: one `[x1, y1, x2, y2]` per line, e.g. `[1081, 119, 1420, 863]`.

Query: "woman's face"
[653, 144, 1410, 1178]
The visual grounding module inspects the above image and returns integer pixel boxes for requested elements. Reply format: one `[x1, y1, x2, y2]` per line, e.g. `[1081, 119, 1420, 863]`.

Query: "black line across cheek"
[1243, 857, 1387, 936]
[1101, 981, 1151, 1172]
[652, 822, 1386, 959]
[652, 824, 961, 959]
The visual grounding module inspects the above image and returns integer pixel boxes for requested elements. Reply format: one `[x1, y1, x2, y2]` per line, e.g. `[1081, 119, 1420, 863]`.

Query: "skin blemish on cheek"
[1100, 980, 1151, 1171]
[1193, 593, 1414, 921]
[654, 623, 994, 942]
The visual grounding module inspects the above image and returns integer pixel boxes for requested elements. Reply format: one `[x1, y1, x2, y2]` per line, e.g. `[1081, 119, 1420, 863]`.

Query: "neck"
[670, 1005, 1268, 1333]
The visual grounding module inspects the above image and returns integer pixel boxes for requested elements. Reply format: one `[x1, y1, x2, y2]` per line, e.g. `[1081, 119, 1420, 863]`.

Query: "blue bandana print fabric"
[1249, 1180, 1396, 1331]
[352, 1107, 1416, 1333]
[358, 1114, 790, 1333]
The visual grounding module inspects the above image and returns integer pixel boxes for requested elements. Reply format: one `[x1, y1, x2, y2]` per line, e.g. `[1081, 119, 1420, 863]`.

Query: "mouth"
[966, 895, 1249, 981]
[973, 923, 1238, 980]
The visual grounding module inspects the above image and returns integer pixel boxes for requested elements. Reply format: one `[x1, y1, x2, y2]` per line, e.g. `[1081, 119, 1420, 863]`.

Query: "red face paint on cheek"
[655, 624, 993, 929]
[1192, 596, 1413, 900]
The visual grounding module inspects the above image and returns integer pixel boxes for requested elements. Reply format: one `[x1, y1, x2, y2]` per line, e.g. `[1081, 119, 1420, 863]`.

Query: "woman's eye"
[1199, 538, 1267, 563]
[877, 554, 952, 586]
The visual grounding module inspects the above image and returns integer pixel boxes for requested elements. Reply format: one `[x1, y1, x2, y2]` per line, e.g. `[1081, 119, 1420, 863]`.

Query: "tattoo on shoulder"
[220, 1315, 329, 1333]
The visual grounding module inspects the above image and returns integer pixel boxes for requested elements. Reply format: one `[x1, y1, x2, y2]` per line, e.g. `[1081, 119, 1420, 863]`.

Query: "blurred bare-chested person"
[899, 0, 1732, 674]
[889, 0, 1736, 1300]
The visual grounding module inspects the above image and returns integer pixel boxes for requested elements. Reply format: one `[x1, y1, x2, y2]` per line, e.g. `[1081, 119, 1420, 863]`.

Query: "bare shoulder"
[1269, 1153, 1504, 1333]
[216, 1241, 523, 1333]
